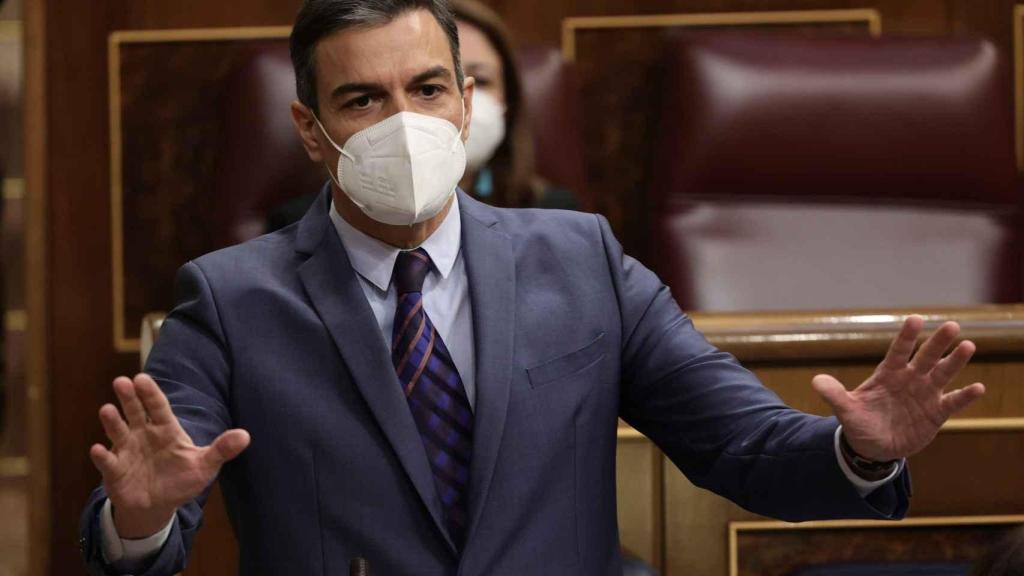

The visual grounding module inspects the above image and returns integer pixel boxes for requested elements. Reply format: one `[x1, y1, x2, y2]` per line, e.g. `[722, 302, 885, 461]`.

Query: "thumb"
[202, 428, 251, 469]
[812, 374, 851, 415]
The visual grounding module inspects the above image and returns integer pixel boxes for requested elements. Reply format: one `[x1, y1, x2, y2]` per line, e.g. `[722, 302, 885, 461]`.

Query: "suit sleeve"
[599, 215, 911, 521]
[80, 261, 233, 575]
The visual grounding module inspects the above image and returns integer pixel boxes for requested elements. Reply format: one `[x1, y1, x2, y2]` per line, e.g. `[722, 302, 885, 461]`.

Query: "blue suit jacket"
[81, 188, 910, 575]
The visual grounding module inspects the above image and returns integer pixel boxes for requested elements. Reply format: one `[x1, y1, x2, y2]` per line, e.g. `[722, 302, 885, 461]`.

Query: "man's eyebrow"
[328, 66, 454, 103]
[329, 81, 384, 102]
[409, 65, 453, 86]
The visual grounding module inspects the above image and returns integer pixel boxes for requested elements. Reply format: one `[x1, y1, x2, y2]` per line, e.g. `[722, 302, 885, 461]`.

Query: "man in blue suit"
[79, 1, 986, 574]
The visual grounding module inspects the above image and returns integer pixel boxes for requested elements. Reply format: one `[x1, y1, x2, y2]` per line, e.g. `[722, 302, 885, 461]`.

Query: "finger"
[133, 373, 177, 426]
[909, 321, 960, 374]
[811, 374, 851, 414]
[881, 315, 925, 369]
[89, 443, 119, 478]
[98, 403, 131, 446]
[113, 376, 148, 428]
[201, 429, 251, 470]
[940, 382, 986, 418]
[931, 340, 976, 386]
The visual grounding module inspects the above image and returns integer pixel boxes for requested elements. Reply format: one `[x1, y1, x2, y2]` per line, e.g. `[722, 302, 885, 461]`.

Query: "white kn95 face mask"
[464, 90, 506, 172]
[315, 105, 467, 226]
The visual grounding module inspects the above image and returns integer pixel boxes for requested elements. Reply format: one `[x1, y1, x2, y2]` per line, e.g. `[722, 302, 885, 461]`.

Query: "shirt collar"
[328, 193, 463, 293]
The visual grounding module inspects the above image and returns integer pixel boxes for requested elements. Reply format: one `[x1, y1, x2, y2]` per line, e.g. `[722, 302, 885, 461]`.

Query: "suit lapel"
[295, 187, 456, 554]
[457, 193, 516, 550]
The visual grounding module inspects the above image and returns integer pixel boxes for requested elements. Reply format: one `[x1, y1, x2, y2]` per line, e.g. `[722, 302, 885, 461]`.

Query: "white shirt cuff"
[834, 425, 904, 497]
[99, 498, 174, 568]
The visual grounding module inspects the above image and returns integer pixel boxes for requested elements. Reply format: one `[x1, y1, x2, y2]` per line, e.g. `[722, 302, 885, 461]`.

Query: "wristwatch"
[839, 433, 899, 477]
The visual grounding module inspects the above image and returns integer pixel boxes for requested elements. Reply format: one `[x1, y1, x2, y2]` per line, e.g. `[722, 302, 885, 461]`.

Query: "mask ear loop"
[453, 95, 467, 151]
[313, 115, 347, 153]
[313, 114, 351, 188]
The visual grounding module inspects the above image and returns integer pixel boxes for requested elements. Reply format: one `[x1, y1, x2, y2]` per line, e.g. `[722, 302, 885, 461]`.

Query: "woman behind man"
[450, 0, 576, 209]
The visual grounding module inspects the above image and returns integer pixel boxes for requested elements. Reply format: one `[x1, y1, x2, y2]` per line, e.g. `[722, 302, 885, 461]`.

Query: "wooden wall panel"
[112, 35, 291, 348]
[733, 517, 1023, 576]
[616, 435, 664, 572]
[1016, 5, 1024, 171]
[662, 413, 1024, 574]
[38, 4, 300, 574]
[28, 1, 1024, 576]
[1, 15, 25, 459]
[490, 0, 953, 46]
[1, 6, 28, 576]
[658, 325, 1024, 573]
[0, 475, 29, 576]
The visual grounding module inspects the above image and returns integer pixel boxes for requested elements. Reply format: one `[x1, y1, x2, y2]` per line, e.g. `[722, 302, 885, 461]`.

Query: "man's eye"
[420, 85, 442, 98]
[348, 95, 373, 109]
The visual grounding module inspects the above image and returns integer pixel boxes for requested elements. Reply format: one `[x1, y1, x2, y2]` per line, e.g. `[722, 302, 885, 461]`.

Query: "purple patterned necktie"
[391, 248, 473, 550]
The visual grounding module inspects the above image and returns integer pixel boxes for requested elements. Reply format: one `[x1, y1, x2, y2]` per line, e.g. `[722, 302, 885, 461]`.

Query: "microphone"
[349, 557, 370, 576]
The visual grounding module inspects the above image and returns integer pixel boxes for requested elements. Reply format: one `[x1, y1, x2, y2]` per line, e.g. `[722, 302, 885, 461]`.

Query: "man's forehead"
[315, 10, 455, 87]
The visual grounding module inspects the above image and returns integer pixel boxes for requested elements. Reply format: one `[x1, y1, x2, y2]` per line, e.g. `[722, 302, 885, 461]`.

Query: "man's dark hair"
[290, 0, 464, 114]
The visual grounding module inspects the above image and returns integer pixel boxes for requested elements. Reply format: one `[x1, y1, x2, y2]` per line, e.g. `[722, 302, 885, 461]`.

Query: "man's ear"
[290, 101, 326, 163]
[461, 76, 475, 144]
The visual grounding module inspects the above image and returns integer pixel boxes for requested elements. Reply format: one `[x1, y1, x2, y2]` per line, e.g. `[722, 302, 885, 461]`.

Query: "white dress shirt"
[99, 193, 900, 569]
[327, 193, 477, 408]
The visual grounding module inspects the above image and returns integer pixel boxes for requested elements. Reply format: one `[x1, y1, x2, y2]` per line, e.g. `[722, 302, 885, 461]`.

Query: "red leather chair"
[650, 35, 1021, 312]
[517, 46, 586, 206]
[208, 44, 323, 248]
[208, 43, 584, 247]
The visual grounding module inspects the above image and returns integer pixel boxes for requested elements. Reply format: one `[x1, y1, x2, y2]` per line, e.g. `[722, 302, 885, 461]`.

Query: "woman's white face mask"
[463, 90, 506, 172]
[315, 103, 467, 226]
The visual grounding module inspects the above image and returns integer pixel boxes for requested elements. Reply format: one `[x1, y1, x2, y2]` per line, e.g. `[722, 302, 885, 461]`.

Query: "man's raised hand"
[89, 373, 250, 538]
[812, 315, 986, 462]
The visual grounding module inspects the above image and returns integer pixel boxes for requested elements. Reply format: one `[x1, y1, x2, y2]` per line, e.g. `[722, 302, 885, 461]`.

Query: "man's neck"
[331, 185, 454, 250]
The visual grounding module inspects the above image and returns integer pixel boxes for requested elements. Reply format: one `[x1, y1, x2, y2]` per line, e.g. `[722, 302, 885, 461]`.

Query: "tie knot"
[393, 248, 432, 294]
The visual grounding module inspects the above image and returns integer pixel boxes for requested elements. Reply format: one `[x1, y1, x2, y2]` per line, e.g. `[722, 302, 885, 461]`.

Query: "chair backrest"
[208, 43, 585, 247]
[207, 44, 323, 248]
[517, 46, 587, 205]
[650, 34, 1020, 312]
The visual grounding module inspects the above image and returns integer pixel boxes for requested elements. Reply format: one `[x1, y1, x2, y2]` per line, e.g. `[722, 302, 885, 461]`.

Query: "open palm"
[812, 316, 985, 462]
[89, 373, 250, 537]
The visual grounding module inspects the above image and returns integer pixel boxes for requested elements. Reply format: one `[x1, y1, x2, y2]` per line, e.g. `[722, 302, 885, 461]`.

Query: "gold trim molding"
[1015, 5, 1024, 171]
[691, 305, 1024, 361]
[108, 27, 291, 353]
[0, 456, 28, 477]
[24, 0, 51, 571]
[729, 514, 1024, 576]
[618, 417, 1024, 441]
[943, 417, 1024, 431]
[0, 19, 20, 41]
[110, 26, 291, 45]
[561, 9, 882, 62]
[3, 177, 24, 200]
[5, 309, 26, 332]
